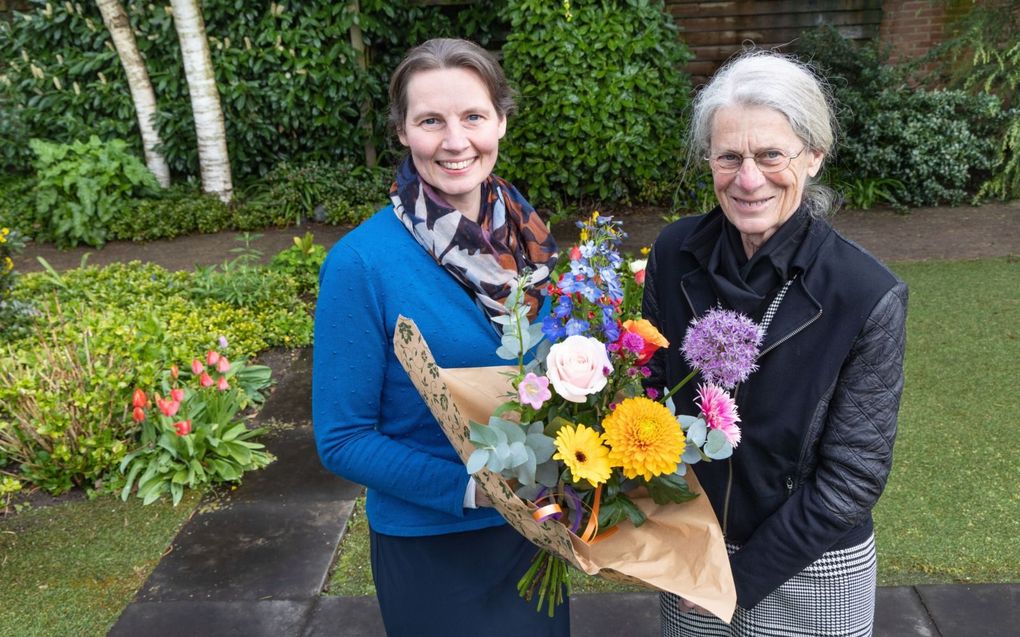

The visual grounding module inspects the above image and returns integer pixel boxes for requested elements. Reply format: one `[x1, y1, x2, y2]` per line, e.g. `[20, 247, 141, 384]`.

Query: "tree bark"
[169, 0, 233, 202]
[95, 0, 171, 187]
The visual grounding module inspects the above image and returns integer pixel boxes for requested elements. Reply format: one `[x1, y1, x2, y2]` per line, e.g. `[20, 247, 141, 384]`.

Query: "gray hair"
[388, 38, 515, 135]
[690, 50, 838, 215]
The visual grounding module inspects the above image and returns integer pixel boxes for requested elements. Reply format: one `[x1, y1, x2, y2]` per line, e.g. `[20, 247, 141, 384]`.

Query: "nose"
[442, 122, 469, 152]
[734, 156, 766, 190]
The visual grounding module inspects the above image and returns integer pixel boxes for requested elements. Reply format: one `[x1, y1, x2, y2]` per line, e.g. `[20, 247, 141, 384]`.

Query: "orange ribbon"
[531, 484, 618, 545]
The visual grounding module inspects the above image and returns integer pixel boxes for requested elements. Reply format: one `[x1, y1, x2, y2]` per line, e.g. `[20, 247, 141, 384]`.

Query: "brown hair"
[388, 38, 515, 134]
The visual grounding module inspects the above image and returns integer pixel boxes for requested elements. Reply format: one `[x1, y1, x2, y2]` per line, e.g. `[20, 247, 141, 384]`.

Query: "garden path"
[14, 201, 1020, 274]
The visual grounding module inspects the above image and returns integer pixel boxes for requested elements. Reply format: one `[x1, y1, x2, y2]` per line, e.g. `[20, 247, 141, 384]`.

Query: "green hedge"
[499, 0, 692, 208]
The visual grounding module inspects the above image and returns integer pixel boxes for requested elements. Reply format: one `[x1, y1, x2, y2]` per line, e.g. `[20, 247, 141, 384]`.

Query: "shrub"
[236, 161, 391, 230]
[0, 176, 38, 236]
[30, 136, 160, 247]
[499, 0, 692, 209]
[119, 346, 273, 506]
[0, 318, 134, 495]
[927, 4, 1020, 200]
[108, 185, 233, 242]
[795, 26, 1006, 207]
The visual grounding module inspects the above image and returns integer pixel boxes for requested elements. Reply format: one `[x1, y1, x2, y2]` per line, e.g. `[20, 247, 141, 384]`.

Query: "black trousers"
[370, 523, 570, 637]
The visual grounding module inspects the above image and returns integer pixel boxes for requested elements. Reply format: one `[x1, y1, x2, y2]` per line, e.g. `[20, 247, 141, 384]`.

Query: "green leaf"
[647, 473, 698, 505]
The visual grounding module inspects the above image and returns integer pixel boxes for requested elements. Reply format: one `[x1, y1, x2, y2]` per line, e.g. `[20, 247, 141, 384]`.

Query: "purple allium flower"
[681, 307, 763, 389]
[218, 335, 229, 349]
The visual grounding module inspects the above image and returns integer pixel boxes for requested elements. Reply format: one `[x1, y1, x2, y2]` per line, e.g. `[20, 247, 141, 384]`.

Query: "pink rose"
[545, 335, 613, 403]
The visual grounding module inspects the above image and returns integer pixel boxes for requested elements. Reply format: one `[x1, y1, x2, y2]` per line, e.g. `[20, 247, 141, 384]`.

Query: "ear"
[497, 114, 507, 140]
[807, 149, 825, 178]
[397, 126, 409, 148]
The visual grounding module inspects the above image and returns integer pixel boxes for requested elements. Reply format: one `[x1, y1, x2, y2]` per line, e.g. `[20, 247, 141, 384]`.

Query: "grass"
[327, 258, 1020, 595]
[875, 257, 1020, 585]
[0, 491, 201, 637]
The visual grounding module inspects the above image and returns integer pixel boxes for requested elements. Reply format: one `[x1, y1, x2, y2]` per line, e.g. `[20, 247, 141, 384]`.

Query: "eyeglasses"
[704, 147, 806, 174]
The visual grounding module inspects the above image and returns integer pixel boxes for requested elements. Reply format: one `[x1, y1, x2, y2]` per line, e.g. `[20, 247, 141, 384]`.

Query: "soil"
[12, 201, 1020, 275]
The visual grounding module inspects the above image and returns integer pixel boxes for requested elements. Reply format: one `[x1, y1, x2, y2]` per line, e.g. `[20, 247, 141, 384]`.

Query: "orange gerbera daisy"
[602, 396, 685, 480]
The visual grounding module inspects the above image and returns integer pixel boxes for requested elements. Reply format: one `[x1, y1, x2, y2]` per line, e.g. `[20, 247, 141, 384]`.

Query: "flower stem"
[661, 368, 698, 403]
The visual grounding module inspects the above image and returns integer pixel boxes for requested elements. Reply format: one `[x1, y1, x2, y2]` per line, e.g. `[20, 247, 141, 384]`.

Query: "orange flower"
[621, 319, 669, 365]
[132, 406, 146, 423]
[131, 388, 148, 409]
[173, 420, 192, 436]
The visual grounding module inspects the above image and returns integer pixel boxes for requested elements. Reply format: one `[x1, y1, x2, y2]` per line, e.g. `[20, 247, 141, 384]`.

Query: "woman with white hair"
[643, 50, 908, 636]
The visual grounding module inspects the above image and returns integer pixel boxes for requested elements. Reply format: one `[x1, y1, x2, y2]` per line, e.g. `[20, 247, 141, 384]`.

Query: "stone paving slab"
[136, 498, 352, 602]
[109, 600, 313, 637]
[228, 425, 362, 506]
[873, 586, 939, 636]
[916, 583, 1020, 637]
[300, 589, 964, 636]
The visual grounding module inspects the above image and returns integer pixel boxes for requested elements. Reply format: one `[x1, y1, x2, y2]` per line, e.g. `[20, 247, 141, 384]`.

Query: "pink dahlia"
[696, 383, 741, 446]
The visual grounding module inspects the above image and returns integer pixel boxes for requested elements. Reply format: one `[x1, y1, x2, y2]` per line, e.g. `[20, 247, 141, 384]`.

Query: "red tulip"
[206, 350, 220, 366]
[132, 406, 146, 423]
[216, 375, 229, 391]
[200, 372, 214, 388]
[173, 420, 192, 436]
[170, 388, 185, 403]
[170, 364, 179, 380]
[191, 359, 204, 375]
[132, 388, 148, 409]
[216, 357, 230, 373]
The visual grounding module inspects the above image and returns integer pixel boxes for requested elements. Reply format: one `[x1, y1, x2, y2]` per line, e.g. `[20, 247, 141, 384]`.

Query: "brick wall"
[878, 0, 972, 64]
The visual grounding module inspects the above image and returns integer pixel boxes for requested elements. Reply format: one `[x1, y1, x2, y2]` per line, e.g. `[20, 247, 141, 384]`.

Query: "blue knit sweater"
[313, 206, 538, 536]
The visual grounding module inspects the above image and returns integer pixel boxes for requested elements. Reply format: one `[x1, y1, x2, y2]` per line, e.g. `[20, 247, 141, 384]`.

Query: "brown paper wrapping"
[393, 316, 736, 623]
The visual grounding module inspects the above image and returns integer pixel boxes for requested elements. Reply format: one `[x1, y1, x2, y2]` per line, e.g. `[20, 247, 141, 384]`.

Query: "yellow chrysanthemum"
[603, 397, 685, 481]
[553, 423, 613, 486]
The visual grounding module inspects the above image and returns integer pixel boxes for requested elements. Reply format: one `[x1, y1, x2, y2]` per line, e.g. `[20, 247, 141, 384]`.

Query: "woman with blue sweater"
[312, 39, 566, 636]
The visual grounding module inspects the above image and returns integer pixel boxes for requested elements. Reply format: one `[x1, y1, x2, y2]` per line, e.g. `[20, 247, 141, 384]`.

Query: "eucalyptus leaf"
[704, 429, 734, 460]
[466, 449, 489, 474]
[686, 417, 708, 446]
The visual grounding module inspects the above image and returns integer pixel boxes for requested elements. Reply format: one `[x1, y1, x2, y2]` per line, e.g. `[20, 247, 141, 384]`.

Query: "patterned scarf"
[391, 157, 557, 323]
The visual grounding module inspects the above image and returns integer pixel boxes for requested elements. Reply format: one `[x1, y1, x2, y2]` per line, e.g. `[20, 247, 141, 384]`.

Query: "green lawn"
[0, 492, 200, 637]
[327, 258, 1020, 594]
[875, 257, 1020, 585]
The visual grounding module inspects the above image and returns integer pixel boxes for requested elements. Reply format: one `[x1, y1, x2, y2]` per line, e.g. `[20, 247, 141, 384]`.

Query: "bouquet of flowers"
[393, 214, 762, 620]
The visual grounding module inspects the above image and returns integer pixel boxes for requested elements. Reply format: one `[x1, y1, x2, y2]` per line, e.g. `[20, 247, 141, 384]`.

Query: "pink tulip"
[157, 397, 180, 418]
[191, 359, 204, 375]
[173, 420, 192, 436]
[206, 350, 220, 366]
[216, 357, 230, 373]
[132, 406, 146, 423]
[170, 388, 185, 403]
[200, 372, 214, 388]
[217, 376, 229, 391]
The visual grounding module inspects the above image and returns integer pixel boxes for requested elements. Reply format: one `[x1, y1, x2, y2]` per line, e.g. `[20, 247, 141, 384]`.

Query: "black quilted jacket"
[643, 209, 908, 609]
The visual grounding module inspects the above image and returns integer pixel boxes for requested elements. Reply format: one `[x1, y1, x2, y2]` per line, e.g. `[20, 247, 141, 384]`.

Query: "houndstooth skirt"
[660, 534, 877, 637]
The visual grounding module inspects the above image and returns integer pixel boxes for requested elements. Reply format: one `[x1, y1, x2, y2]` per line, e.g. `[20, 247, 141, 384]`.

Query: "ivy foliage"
[795, 26, 1007, 208]
[498, 0, 692, 209]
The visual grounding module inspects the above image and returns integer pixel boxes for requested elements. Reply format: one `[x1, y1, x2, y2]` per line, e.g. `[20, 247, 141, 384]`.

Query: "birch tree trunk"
[96, 0, 171, 187]
[169, 0, 233, 202]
